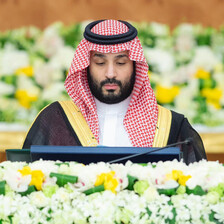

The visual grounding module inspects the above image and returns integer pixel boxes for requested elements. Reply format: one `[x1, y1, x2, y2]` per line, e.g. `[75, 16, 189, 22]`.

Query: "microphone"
[108, 137, 193, 164]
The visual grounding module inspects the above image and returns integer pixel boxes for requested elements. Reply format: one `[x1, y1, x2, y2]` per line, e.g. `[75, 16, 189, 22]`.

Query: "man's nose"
[105, 64, 116, 79]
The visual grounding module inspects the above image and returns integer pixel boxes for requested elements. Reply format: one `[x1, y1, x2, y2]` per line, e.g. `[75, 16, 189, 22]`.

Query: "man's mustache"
[100, 78, 122, 87]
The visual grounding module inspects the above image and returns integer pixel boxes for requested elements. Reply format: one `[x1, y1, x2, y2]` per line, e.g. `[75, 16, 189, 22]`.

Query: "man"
[22, 20, 207, 164]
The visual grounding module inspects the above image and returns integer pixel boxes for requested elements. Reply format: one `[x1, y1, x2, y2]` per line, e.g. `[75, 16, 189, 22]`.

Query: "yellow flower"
[156, 85, 180, 104]
[172, 170, 183, 181]
[95, 173, 106, 186]
[166, 170, 182, 181]
[104, 178, 119, 193]
[178, 175, 191, 186]
[15, 66, 34, 77]
[194, 68, 210, 80]
[15, 89, 38, 109]
[201, 87, 222, 109]
[19, 166, 32, 176]
[166, 170, 191, 186]
[29, 170, 45, 191]
[95, 171, 118, 193]
[18, 166, 45, 190]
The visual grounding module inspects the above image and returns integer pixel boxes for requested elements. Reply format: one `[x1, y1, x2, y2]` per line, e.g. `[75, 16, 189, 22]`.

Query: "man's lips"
[103, 84, 119, 90]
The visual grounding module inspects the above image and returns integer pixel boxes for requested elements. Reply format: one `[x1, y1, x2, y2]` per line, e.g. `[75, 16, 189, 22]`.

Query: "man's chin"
[97, 94, 122, 104]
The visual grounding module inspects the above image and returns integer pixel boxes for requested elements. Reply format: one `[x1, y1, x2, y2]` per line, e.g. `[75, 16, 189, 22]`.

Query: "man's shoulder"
[158, 105, 185, 121]
[41, 100, 83, 121]
[39, 101, 61, 113]
[36, 101, 67, 119]
[170, 109, 185, 121]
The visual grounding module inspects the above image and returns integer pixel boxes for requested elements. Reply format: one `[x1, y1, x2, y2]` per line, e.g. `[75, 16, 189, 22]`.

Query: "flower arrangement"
[0, 159, 224, 223]
[0, 22, 82, 126]
[135, 22, 224, 127]
[0, 21, 224, 128]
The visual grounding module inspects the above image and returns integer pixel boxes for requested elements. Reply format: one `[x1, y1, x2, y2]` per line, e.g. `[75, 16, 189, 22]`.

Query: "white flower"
[33, 60, 64, 87]
[211, 202, 224, 223]
[110, 163, 129, 190]
[175, 23, 194, 36]
[0, 44, 29, 75]
[29, 191, 50, 208]
[186, 161, 224, 190]
[157, 179, 179, 189]
[212, 202, 224, 222]
[125, 163, 152, 181]
[150, 22, 170, 36]
[214, 72, 224, 90]
[50, 46, 74, 70]
[159, 204, 174, 220]
[174, 80, 199, 119]
[176, 207, 191, 221]
[0, 195, 17, 218]
[52, 188, 71, 203]
[175, 34, 195, 52]
[0, 82, 15, 95]
[0, 97, 19, 111]
[144, 47, 175, 73]
[41, 82, 66, 101]
[172, 64, 196, 84]
[3, 169, 31, 192]
[16, 75, 40, 96]
[213, 72, 224, 104]
[35, 24, 64, 58]
[29, 159, 58, 176]
[192, 46, 220, 71]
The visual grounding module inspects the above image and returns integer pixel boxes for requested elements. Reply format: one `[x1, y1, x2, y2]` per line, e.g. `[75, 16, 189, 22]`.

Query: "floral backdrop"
[0, 21, 224, 129]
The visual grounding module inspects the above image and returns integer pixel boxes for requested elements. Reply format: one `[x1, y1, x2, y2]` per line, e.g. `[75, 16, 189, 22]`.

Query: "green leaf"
[55, 162, 70, 167]
[19, 185, 36, 196]
[50, 172, 78, 187]
[83, 185, 104, 195]
[200, 79, 216, 89]
[0, 181, 6, 195]
[167, 207, 177, 224]
[186, 185, 206, 196]
[138, 163, 147, 166]
[157, 188, 177, 196]
[146, 207, 152, 217]
[209, 211, 223, 224]
[126, 175, 138, 190]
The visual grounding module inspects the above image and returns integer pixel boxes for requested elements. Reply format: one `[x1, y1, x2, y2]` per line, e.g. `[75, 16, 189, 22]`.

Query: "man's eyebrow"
[115, 54, 129, 59]
[93, 53, 106, 58]
[92, 53, 129, 59]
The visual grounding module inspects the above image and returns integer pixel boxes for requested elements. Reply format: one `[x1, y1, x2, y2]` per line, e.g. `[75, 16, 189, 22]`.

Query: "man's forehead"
[90, 51, 129, 58]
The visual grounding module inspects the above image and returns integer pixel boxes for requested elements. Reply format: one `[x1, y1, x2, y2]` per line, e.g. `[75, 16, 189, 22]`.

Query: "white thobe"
[95, 96, 132, 146]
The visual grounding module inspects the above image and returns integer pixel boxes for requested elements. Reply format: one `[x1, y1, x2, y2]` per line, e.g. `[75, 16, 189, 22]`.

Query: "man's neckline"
[94, 95, 132, 115]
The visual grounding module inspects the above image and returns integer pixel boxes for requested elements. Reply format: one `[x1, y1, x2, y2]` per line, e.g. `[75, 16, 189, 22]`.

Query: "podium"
[6, 146, 181, 164]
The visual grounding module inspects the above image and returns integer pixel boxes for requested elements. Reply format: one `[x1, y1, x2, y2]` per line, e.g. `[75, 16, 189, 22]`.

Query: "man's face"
[88, 51, 135, 104]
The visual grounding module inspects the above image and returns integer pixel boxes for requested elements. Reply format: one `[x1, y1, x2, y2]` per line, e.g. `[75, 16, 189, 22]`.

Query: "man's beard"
[87, 68, 135, 104]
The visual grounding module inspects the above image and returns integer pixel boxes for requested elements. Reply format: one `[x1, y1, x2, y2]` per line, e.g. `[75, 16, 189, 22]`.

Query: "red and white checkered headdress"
[65, 20, 158, 147]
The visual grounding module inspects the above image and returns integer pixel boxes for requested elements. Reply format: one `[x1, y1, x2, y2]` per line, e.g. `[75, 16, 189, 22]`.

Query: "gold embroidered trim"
[153, 105, 172, 147]
[59, 101, 98, 146]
